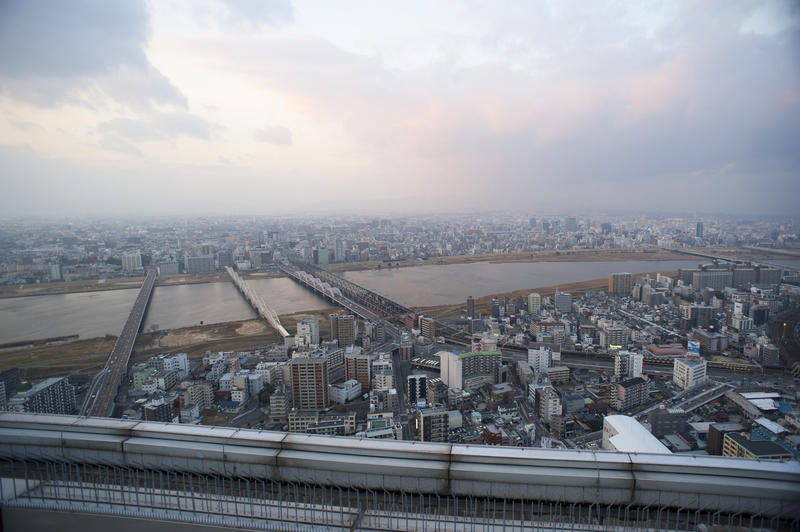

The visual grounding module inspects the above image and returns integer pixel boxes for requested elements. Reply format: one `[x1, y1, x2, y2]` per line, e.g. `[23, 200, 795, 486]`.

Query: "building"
[440, 350, 501, 389]
[692, 270, 732, 291]
[7, 377, 76, 415]
[536, 386, 562, 424]
[647, 408, 688, 438]
[554, 290, 572, 314]
[466, 296, 475, 319]
[696, 222, 703, 238]
[528, 347, 557, 373]
[290, 356, 328, 410]
[269, 389, 290, 425]
[149, 352, 189, 379]
[408, 375, 427, 406]
[602, 415, 670, 454]
[399, 333, 413, 361]
[672, 357, 707, 390]
[122, 253, 142, 272]
[722, 433, 792, 461]
[184, 255, 215, 274]
[544, 366, 570, 385]
[528, 293, 541, 314]
[600, 326, 630, 348]
[614, 351, 643, 380]
[419, 316, 437, 341]
[417, 406, 448, 442]
[329, 314, 356, 347]
[0, 368, 20, 402]
[329, 379, 362, 405]
[296, 318, 320, 347]
[611, 377, 648, 411]
[707, 422, 746, 455]
[608, 272, 632, 296]
[344, 349, 371, 391]
[186, 383, 213, 410]
[142, 399, 172, 422]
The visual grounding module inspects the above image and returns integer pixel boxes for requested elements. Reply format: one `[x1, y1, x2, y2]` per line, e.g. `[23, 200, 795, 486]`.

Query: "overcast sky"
[1, 0, 798, 217]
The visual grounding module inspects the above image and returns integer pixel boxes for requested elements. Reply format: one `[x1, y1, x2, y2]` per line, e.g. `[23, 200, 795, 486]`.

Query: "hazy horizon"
[1, 1, 799, 216]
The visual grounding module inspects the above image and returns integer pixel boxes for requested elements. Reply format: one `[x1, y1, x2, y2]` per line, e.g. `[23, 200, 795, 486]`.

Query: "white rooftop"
[754, 417, 787, 435]
[741, 392, 781, 400]
[749, 398, 778, 411]
[604, 415, 671, 455]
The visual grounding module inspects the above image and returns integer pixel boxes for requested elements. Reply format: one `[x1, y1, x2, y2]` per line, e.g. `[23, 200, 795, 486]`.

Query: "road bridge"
[225, 266, 289, 338]
[0, 413, 798, 531]
[81, 268, 157, 418]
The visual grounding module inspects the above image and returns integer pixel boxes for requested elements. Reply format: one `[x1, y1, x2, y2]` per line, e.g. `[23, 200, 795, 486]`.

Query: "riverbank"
[416, 270, 678, 319]
[0, 271, 286, 300]
[325, 249, 687, 272]
[0, 307, 339, 380]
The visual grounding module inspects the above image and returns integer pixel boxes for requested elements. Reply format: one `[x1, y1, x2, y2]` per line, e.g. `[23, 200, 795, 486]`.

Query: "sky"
[0, 0, 798, 217]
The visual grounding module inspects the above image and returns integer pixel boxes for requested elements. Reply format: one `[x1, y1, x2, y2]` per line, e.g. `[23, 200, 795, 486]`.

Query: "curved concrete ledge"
[0, 412, 797, 517]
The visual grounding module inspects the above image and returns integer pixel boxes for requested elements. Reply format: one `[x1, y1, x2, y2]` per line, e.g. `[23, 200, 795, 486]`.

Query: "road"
[82, 268, 157, 417]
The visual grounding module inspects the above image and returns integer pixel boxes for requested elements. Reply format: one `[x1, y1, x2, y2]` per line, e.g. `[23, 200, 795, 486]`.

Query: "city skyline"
[1, 0, 799, 216]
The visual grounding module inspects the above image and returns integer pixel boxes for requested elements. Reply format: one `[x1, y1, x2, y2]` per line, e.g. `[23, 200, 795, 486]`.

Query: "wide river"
[1, 258, 796, 344]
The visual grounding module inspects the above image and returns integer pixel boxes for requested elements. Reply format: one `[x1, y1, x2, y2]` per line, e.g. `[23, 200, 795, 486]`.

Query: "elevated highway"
[81, 268, 157, 418]
[0, 413, 798, 531]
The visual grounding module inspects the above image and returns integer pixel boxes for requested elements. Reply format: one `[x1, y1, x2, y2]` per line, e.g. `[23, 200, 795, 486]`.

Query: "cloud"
[254, 124, 292, 145]
[98, 136, 144, 158]
[0, 0, 185, 108]
[220, 0, 293, 29]
[97, 111, 224, 143]
[10, 120, 41, 132]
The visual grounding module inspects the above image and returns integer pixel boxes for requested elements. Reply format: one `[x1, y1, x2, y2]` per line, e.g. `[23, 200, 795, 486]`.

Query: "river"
[2, 258, 796, 344]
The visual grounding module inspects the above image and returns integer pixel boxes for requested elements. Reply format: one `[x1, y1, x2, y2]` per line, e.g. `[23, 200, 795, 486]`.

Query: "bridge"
[278, 263, 400, 341]
[0, 413, 798, 531]
[225, 266, 289, 338]
[81, 268, 157, 418]
[280, 261, 469, 342]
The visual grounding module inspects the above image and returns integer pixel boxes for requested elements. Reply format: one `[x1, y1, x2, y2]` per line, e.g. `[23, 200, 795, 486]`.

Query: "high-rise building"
[184, 255, 215, 274]
[672, 357, 707, 390]
[407, 374, 427, 406]
[529, 217, 536, 228]
[608, 272, 632, 296]
[528, 293, 541, 314]
[600, 326, 630, 348]
[335, 239, 346, 263]
[611, 377, 648, 411]
[290, 356, 329, 410]
[419, 316, 437, 340]
[696, 222, 704, 238]
[440, 350, 501, 389]
[491, 298, 500, 319]
[142, 399, 172, 422]
[692, 270, 732, 291]
[344, 349, 371, 391]
[7, 377, 76, 415]
[565, 218, 578, 232]
[122, 253, 143, 272]
[296, 318, 320, 347]
[329, 314, 356, 347]
[466, 296, 475, 319]
[536, 386, 562, 424]
[399, 332, 413, 361]
[554, 290, 572, 313]
[614, 351, 643, 380]
[417, 406, 448, 442]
